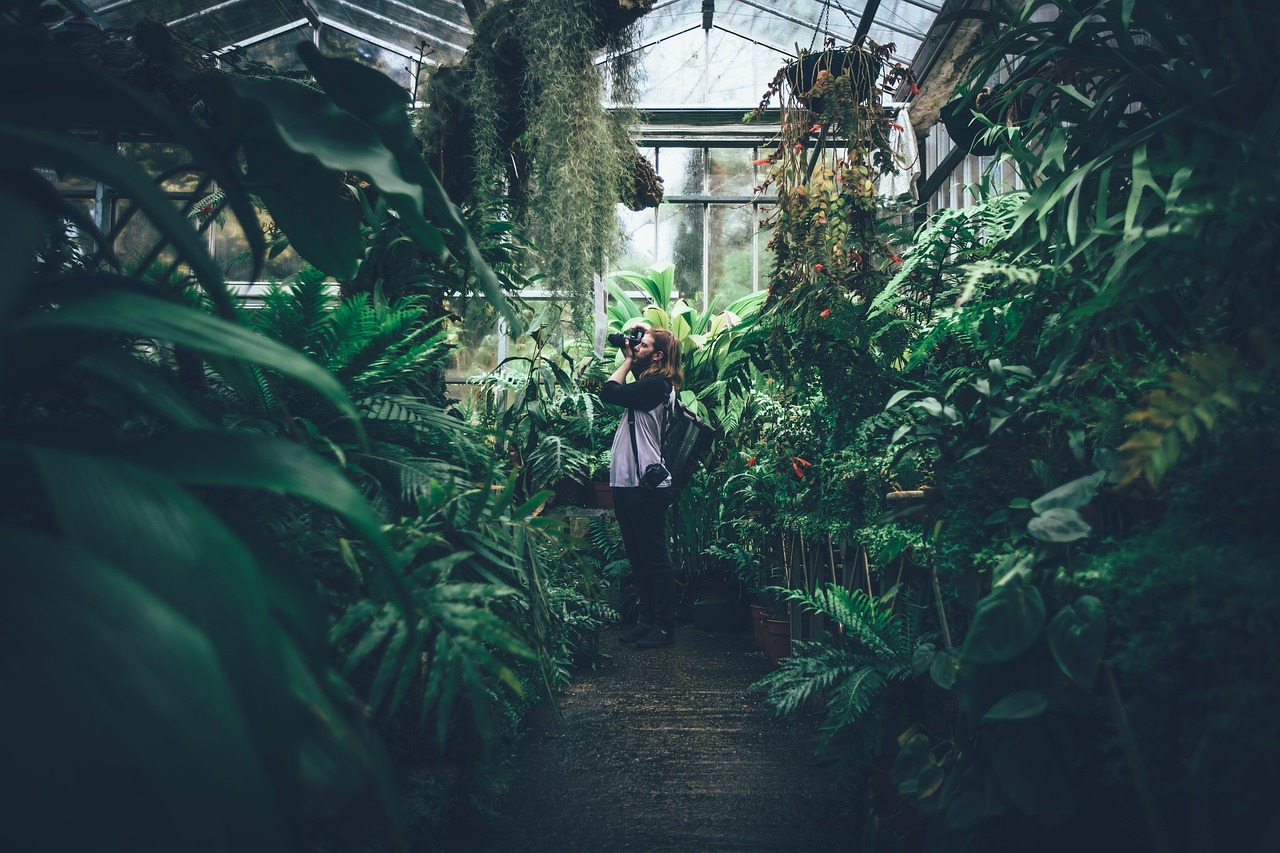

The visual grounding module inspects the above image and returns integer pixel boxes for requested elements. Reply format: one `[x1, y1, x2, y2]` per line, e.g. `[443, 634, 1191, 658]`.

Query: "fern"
[1120, 344, 1268, 487]
[754, 584, 917, 778]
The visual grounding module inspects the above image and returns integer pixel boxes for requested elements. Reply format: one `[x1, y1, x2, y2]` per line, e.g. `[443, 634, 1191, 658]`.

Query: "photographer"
[600, 325, 683, 649]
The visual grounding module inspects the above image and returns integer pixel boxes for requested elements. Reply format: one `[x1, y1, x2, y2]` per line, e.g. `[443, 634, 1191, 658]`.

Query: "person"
[599, 325, 682, 649]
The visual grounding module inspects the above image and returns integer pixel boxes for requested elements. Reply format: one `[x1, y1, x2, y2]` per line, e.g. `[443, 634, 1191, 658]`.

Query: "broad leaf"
[1047, 595, 1107, 690]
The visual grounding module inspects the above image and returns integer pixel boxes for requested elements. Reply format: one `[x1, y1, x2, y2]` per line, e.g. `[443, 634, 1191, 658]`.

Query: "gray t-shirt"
[601, 375, 674, 488]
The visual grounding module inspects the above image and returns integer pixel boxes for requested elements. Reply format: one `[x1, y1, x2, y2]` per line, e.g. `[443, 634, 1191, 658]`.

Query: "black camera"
[640, 462, 670, 490]
[607, 326, 646, 350]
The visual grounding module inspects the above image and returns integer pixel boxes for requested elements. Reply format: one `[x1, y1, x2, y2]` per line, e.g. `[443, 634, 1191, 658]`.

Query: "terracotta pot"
[590, 481, 614, 509]
[763, 618, 791, 663]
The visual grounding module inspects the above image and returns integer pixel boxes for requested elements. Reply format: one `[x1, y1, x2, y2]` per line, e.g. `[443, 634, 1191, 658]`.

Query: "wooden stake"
[930, 567, 953, 649]
[862, 546, 873, 598]
[827, 533, 838, 588]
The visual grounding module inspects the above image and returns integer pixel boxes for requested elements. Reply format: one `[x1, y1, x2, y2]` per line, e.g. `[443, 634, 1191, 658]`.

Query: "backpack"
[660, 386, 717, 491]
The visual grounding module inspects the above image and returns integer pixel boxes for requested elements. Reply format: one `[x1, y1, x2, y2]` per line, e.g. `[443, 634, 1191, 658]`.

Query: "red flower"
[809, 124, 822, 133]
[910, 82, 921, 95]
[819, 308, 831, 317]
[891, 123, 905, 132]
[891, 254, 904, 263]
[746, 455, 757, 467]
[752, 158, 771, 166]
[793, 143, 804, 151]
[814, 263, 824, 273]
[794, 457, 812, 468]
[791, 460, 805, 478]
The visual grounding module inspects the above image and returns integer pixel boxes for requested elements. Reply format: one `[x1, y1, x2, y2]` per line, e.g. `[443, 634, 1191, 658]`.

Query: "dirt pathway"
[450, 625, 859, 852]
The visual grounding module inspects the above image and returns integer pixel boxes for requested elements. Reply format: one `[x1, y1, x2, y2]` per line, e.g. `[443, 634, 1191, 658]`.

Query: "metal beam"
[211, 18, 311, 55]
[166, 0, 251, 29]
[326, 0, 467, 53]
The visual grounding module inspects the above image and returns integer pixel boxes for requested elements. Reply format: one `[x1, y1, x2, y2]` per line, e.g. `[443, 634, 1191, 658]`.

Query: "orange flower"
[814, 263, 824, 273]
[809, 124, 822, 133]
[891, 123, 905, 132]
[910, 82, 920, 95]
[752, 158, 771, 166]
[891, 254, 904, 263]
[794, 457, 812, 467]
[791, 460, 805, 478]
[819, 308, 831, 317]
[746, 455, 757, 467]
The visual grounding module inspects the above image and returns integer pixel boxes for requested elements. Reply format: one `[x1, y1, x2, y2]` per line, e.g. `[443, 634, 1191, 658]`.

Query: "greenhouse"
[3, 0, 1277, 850]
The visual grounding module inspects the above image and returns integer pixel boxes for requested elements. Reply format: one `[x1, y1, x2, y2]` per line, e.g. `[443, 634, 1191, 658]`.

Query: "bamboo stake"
[930, 567, 953, 649]
[781, 530, 790, 589]
[889, 553, 907, 615]
[1103, 669, 1174, 853]
[861, 545, 873, 598]
[827, 533, 838, 588]
[799, 535, 810, 591]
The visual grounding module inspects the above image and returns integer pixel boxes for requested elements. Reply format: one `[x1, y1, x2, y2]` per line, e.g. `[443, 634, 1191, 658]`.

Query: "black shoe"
[634, 627, 674, 648]
[619, 623, 655, 644]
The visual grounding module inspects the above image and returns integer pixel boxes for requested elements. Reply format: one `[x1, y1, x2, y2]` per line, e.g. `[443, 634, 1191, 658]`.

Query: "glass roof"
[80, 0, 942, 105]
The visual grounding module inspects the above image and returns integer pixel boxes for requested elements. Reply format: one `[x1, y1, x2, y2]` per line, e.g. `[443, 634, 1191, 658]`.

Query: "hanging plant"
[746, 38, 912, 382]
[418, 0, 653, 324]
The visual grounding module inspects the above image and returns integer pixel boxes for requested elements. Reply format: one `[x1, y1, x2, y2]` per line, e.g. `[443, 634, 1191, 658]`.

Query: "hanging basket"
[940, 86, 1027, 156]
[784, 48, 881, 110]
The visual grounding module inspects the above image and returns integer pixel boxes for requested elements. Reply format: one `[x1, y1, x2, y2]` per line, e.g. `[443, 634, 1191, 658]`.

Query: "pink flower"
[820, 308, 831, 317]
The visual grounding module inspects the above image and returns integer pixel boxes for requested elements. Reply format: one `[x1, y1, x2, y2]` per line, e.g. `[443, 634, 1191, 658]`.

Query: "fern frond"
[754, 642, 876, 717]
[1120, 343, 1267, 487]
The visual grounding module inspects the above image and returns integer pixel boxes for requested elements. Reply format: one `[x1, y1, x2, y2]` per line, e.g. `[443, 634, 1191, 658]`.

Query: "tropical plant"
[754, 584, 927, 785]
[0, 12, 530, 848]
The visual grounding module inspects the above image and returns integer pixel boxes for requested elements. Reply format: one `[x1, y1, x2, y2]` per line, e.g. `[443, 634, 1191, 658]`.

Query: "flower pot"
[940, 87, 1027, 156]
[589, 481, 614, 509]
[763, 618, 791, 663]
[784, 48, 881, 109]
[750, 603, 769, 648]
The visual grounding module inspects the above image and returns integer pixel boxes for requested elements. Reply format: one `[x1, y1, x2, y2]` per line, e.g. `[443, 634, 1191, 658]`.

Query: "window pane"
[660, 202, 704, 305]
[227, 27, 312, 73]
[213, 210, 306, 283]
[658, 147, 706, 197]
[112, 198, 178, 273]
[319, 28, 414, 92]
[754, 206, 776, 293]
[708, 148, 755, 195]
[614, 205, 660, 272]
[708, 204, 755, 307]
[119, 140, 203, 193]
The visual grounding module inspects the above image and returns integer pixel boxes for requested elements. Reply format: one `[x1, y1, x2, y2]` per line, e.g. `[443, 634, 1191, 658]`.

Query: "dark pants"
[613, 486, 676, 631]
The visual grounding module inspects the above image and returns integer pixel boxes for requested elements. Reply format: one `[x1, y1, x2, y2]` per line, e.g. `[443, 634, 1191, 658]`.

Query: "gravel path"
[449, 624, 859, 852]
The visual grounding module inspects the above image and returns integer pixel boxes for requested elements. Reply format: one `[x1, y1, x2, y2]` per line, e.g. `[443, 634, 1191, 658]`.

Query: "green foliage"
[755, 585, 922, 782]
[0, 15, 548, 848]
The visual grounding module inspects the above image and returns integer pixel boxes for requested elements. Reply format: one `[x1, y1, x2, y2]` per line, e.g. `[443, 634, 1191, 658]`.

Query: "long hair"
[639, 327, 683, 391]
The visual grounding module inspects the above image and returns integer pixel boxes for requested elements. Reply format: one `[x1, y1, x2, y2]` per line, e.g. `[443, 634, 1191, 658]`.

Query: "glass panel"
[447, 298, 502, 382]
[319, 28, 415, 91]
[659, 202, 704, 306]
[112, 198, 180, 274]
[227, 26, 313, 73]
[170, 2, 296, 52]
[213, 209, 306, 283]
[118, 141, 203, 193]
[658, 147, 706, 197]
[708, 204, 755, 307]
[631, 26, 787, 108]
[755, 206, 776, 293]
[708, 147, 755, 195]
[614, 205, 661, 272]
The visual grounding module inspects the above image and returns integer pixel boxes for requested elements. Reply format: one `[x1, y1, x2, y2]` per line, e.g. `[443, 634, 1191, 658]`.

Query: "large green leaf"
[1027, 507, 1092, 543]
[961, 574, 1046, 666]
[1047, 595, 1107, 690]
[1, 525, 291, 852]
[13, 282, 359, 427]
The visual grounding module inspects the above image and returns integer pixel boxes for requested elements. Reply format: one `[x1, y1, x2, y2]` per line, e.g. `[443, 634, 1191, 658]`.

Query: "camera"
[640, 462, 670, 490]
[607, 326, 646, 350]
